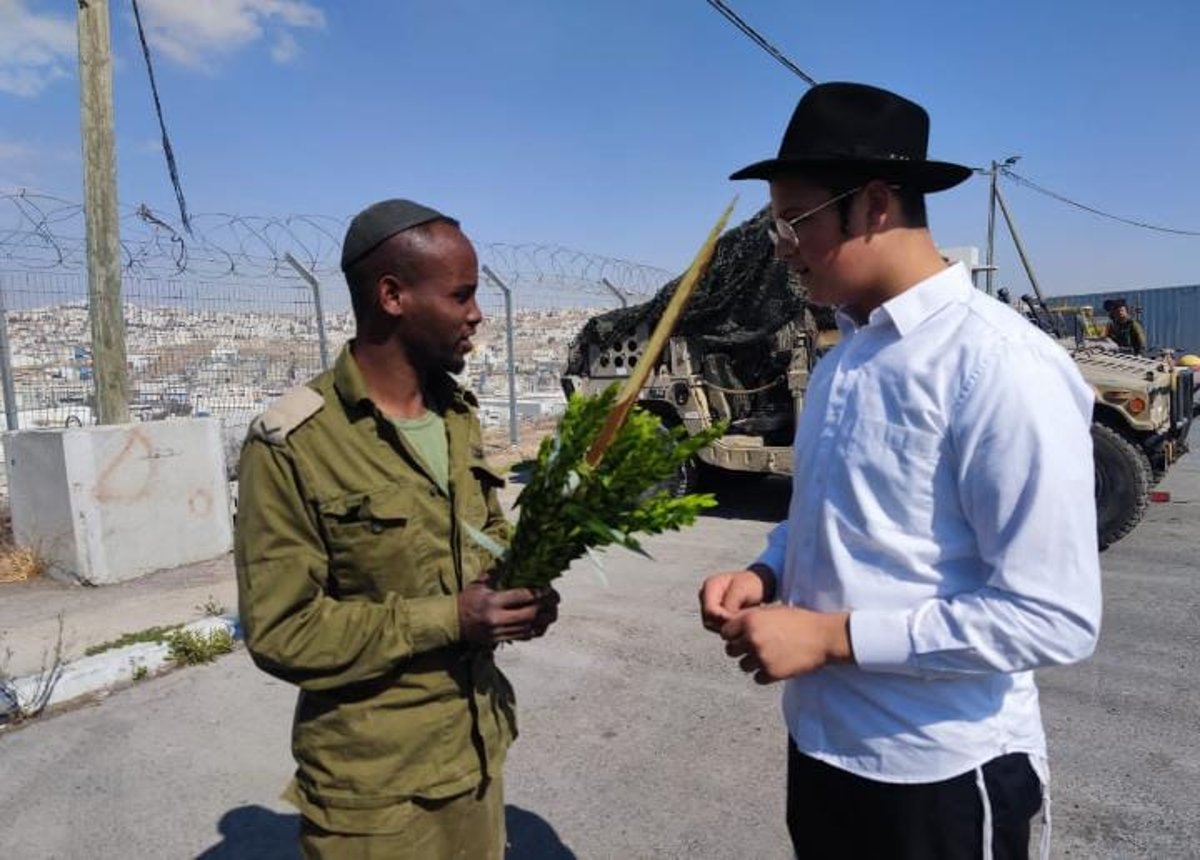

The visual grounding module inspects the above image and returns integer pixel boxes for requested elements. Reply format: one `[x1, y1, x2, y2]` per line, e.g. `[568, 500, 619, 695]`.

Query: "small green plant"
[196, 595, 226, 617]
[495, 386, 725, 589]
[166, 627, 234, 666]
[85, 624, 182, 657]
[131, 665, 149, 682]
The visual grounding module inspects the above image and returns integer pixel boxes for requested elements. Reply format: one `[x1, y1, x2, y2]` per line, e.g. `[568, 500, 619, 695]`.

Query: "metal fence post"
[0, 277, 19, 430]
[480, 265, 518, 446]
[600, 277, 629, 308]
[283, 253, 331, 370]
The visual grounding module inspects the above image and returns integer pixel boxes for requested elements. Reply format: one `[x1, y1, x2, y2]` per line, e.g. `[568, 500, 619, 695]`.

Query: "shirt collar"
[835, 263, 973, 338]
[332, 342, 372, 410]
[332, 341, 472, 417]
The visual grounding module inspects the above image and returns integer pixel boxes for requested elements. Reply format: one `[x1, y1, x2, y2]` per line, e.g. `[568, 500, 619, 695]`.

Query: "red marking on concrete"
[93, 429, 156, 504]
[1149, 491, 1171, 503]
[187, 488, 214, 517]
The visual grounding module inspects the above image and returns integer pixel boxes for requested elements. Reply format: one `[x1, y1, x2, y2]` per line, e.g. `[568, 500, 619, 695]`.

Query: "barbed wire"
[0, 189, 673, 298]
[480, 242, 673, 295]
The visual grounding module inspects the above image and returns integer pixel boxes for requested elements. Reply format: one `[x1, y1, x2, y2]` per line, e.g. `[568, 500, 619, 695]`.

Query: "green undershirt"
[392, 411, 503, 561]
[392, 411, 449, 494]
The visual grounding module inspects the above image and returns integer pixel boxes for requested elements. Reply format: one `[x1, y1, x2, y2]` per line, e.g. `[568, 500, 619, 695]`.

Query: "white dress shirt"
[755, 263, 1102, 784]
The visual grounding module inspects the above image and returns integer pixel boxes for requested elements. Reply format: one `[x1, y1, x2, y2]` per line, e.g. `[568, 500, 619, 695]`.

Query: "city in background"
[0, 191, 675, 481]
[4, 189, 1199, 488]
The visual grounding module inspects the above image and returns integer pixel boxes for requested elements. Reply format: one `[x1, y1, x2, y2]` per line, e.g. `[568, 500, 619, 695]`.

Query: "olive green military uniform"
[1107, 318, 1148, 355]
[235, 344, 514, 858]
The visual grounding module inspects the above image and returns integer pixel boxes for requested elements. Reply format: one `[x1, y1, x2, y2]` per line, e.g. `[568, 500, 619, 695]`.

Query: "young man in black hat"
[700, 83, 1101, 859]
[236, 200, 558, 858]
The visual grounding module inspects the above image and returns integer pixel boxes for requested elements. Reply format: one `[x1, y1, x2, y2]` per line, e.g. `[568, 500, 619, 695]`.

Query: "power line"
[1002, 168, 1200, 238]
[703, 0, 818, 86]
[130, 0, 192, 235]
[696, 5, 1195, 240]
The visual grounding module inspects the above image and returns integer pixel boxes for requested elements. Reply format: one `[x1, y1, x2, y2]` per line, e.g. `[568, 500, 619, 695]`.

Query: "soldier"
[1103, 297, 1148, 355]
[235, 199, 558, 859]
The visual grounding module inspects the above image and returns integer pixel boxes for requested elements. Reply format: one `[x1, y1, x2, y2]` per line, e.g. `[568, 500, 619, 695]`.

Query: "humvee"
[563, 211, 1196, 549]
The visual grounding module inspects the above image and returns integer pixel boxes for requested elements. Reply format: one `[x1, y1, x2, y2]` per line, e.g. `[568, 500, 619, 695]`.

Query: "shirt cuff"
[402, 595, 461, 655]
[752, 549, 784, 581]
[849, 609, 920, 676]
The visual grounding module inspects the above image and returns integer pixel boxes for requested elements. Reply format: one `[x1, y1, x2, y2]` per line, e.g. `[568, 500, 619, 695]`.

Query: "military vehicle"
[563, 210, 1196, 549]
[1022, 300, 1194, 544]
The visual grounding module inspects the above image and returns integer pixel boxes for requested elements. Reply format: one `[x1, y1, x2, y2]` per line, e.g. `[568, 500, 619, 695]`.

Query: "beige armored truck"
[563, 212, 1196, 549]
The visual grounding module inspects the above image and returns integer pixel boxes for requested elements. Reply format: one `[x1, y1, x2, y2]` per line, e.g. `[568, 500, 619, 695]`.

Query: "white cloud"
[0, 135, 76, 188]
[137, 0, 324, 70]
[0, 0, 77, 98]
[0, 0, 321, 97]
[270, 32, 300, 64]
[0, 139, 36, 162]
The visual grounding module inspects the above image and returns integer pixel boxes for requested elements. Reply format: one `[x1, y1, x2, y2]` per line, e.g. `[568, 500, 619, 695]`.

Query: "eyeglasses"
[766, 186, 862, 253]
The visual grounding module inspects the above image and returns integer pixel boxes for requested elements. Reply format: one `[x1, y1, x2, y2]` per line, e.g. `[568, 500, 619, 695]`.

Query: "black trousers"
[787, 741, 1043, 860]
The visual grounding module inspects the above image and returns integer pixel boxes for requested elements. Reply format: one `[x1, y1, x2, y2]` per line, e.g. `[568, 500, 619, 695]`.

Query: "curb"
[1, 614, 242, 721]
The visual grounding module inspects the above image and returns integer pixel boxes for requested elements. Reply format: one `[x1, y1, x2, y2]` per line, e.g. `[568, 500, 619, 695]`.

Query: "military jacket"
[1106, 318, 1147, 354]
[235, 344, 515, 834]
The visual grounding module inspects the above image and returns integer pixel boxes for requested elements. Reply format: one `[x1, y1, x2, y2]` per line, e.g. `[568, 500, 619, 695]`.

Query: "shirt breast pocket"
[837, 415, 945, 533]
[462, 459, 506, 530]
[318, 486, 418, 599]
[459, 460, 509, 582]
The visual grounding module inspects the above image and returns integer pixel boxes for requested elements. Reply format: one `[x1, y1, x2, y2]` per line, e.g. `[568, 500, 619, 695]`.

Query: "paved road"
[1, 454, 1196, 859]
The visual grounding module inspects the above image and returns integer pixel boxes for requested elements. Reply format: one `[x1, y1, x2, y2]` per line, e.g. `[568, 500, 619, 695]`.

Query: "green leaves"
[495, 385, 725, 589]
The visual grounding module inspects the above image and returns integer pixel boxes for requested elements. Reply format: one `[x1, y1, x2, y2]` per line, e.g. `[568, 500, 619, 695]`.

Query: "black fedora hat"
[730, 82, 973, 193]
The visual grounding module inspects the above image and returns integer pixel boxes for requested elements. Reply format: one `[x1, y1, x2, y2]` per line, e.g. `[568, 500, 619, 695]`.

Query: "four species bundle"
[494, 385, 724, 589]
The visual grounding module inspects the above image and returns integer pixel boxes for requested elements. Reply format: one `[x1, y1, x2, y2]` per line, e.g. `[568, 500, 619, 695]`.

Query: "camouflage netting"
[565, 207, 833, 391]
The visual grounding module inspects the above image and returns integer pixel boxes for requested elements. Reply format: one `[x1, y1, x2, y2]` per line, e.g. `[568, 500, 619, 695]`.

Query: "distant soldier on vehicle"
[1103, 297, 1148, 355]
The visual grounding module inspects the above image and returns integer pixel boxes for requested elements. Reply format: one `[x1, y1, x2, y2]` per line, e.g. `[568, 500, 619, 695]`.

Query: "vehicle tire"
[667, 455, 700, 496]
[649, 453, 701, 498]
[644, 416, 705, 498]
[1092, 423, 1151, 550]
[720, 469, 769, 485]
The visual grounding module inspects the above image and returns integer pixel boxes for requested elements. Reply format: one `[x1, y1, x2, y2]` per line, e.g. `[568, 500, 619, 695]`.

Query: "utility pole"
[993, 181, 1045, 304]
[78, 0, 129, 424]
[985, 155, 1021, 298]
[985, 161, 998, 296]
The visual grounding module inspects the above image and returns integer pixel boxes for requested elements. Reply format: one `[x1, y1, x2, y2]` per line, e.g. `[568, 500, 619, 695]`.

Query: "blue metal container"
[1050, 284, 1200, 356]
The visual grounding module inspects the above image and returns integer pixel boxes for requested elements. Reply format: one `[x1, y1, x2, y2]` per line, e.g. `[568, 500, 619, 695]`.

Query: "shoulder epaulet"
[249, 385, 324, 446]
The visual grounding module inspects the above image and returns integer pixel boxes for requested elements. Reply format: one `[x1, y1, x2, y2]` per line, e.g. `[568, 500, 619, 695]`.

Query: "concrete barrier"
[3, 418, 233, 585]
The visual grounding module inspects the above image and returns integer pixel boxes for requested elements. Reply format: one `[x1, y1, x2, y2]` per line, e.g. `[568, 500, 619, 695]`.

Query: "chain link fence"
[0, 191, 672, 483]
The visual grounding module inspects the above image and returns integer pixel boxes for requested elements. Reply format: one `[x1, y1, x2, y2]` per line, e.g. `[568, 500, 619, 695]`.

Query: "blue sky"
[2, 0, 1198, 296]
